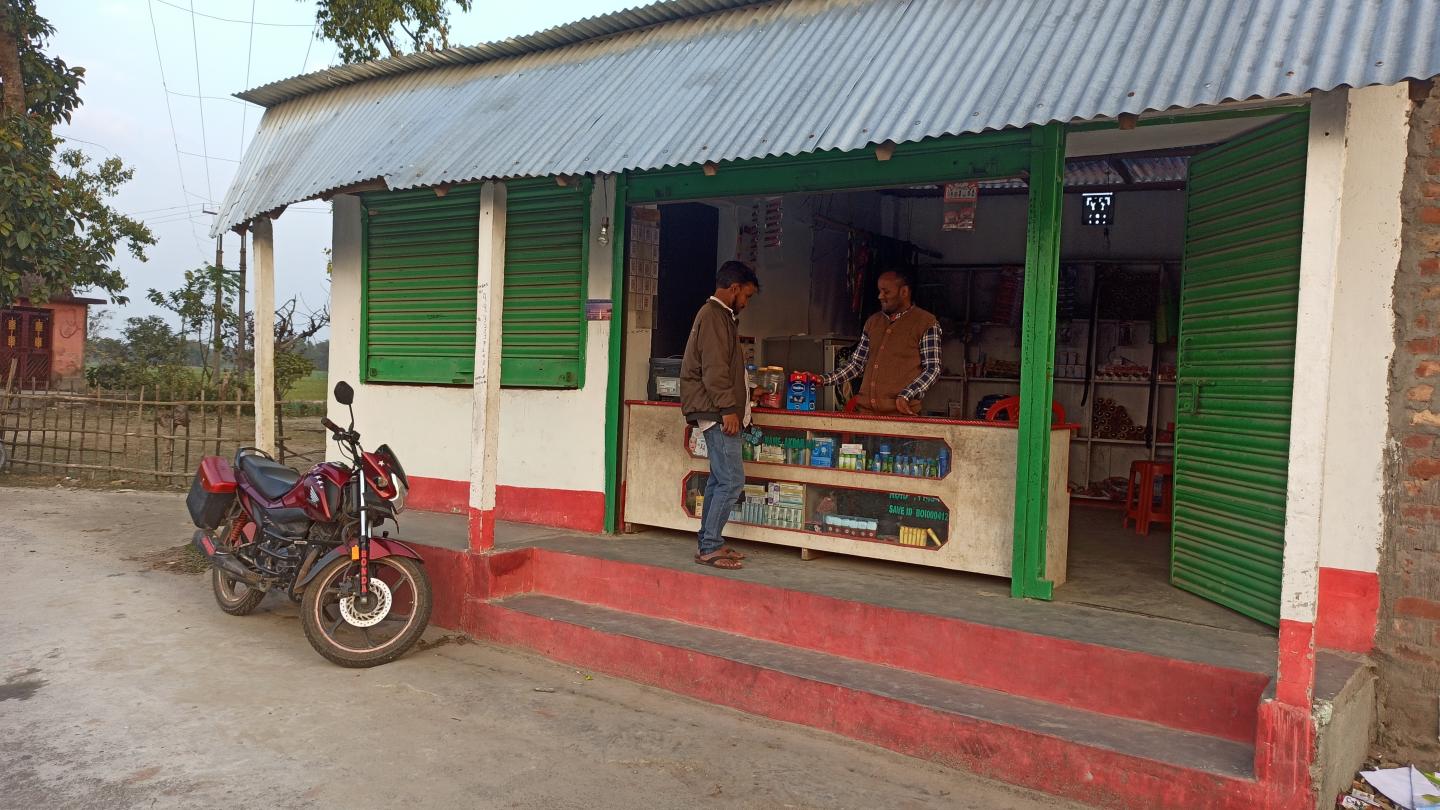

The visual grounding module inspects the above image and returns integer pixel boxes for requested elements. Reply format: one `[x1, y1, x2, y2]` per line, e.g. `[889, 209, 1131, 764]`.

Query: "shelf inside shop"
[1094, 378, 1156, 386]
[969, 377, 1020, 383]
[1089, 437, 1149, 446]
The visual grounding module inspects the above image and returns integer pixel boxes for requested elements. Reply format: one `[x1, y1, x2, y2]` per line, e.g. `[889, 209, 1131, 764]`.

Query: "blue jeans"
[698, 423, 744, 556]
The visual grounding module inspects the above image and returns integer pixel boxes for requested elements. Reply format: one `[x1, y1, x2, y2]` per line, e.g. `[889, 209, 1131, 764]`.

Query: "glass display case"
[624, 401, 1071, 581]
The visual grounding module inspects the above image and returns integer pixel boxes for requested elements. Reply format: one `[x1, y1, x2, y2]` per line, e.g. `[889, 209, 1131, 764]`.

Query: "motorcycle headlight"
[391, 476, 407, 514]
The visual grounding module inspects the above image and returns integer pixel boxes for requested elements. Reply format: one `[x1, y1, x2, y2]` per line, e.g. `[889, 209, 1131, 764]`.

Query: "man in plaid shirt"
[823, 269, 941, 416]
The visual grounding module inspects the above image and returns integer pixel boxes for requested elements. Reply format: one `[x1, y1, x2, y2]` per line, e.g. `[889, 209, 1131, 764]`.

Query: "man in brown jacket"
[679, 261, 760, 570]
[824, 268, 941, 415]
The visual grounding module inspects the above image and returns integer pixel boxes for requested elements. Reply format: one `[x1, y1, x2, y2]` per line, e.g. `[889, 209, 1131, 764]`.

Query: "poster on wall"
[942, 181, 978, 231]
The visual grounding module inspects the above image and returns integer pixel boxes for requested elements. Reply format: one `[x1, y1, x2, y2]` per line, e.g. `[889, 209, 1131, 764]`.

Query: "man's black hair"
[879, 267, 915, 292]
[716, 260, 760, 291]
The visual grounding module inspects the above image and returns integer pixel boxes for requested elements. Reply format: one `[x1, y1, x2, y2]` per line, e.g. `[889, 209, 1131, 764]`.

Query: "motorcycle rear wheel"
[212, 567, 265, 616]
[300, 555, 432, 668]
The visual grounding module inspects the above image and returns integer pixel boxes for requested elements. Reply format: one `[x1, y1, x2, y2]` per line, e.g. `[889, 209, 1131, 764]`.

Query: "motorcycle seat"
[239, 454, 302, 501]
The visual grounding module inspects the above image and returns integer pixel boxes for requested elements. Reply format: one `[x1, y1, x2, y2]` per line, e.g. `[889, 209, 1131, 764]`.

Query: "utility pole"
[237, 228, 248, 379]
[211, 233, 225, 385]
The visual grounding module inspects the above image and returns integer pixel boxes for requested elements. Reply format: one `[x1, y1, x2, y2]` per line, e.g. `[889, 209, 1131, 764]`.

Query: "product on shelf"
[757, 366, 785, 408]
[1092, 397, 1147, 441]
[809, 437, 836, 468]
[838, 443, 867, 470]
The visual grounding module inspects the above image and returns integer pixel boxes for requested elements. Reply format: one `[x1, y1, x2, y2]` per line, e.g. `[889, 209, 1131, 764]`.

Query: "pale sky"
[44, 0, 638, 336]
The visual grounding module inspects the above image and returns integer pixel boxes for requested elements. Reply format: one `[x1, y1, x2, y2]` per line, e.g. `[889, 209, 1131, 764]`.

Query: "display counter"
[623, 401, 1071, 582]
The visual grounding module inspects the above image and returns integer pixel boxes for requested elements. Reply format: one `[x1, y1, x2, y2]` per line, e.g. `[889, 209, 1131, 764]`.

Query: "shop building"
[2, 292, 106, 386]
[213, 1, 1440, 806]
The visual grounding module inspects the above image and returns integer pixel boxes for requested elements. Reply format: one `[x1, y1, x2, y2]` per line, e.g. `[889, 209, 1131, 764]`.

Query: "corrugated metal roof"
[212, 0, 1440, 235]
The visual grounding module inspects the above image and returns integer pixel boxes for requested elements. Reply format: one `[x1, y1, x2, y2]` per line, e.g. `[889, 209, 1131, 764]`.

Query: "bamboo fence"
[0, 377, 326, 484]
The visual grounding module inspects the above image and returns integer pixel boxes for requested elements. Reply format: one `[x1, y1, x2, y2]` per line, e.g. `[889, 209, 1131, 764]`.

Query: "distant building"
[1, 292, 106, 387]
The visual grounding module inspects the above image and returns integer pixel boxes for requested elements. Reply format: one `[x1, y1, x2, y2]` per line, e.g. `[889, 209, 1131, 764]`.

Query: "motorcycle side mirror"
[334, 381, 355, 406]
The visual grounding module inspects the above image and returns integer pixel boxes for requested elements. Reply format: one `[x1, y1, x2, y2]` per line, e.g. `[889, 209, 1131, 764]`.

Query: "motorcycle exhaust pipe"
[192, 529, 264, 587]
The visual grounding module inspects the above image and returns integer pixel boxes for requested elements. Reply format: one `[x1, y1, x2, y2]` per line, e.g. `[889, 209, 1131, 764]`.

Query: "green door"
[1171, 113, 1308, 627]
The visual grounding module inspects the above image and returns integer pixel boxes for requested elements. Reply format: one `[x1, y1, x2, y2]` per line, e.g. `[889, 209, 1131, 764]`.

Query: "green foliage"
[0, 1, 154, 307]
[309, 0, 473, 64]
[275, 349, 315, 400]
[120, 315, 183, 365]
[145, 264, 240, 380]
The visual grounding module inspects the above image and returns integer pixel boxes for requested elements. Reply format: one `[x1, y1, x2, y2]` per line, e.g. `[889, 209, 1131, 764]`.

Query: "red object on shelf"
[1123, 461, 1173, 536]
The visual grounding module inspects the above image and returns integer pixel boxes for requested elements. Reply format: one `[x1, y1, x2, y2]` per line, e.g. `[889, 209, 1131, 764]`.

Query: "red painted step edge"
[525, 548, 1269, 743]
[471, 602, 1268, 810]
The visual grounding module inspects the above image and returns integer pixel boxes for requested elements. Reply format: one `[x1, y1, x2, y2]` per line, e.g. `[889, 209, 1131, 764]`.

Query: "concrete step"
[476, 593, 1264, 810]
[519, 547, 1271, 743]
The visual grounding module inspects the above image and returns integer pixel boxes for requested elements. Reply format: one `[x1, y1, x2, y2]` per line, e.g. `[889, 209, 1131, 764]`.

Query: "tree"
[0, 1, 154, 307]
[145, 265, 239, 382]
[309, 0, 473, 64]
[121, 316, 183, 366]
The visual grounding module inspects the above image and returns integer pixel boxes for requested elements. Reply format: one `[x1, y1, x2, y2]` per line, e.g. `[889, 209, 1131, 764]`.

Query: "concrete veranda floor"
[0, 484, 1086, 810]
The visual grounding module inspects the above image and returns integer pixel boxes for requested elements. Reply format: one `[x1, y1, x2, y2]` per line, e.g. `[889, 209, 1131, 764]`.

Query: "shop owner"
[822, 268, 941, 415]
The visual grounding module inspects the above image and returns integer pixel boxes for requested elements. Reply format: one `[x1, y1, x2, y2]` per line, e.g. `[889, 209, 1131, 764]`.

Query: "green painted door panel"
[1171, 113, 1308, 627]
[361, 186, 483, 385]
[502, 178, 590, 388]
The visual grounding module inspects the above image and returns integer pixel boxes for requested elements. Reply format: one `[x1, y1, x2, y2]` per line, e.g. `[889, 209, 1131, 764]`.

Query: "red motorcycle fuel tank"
[284, 461, 350, 521]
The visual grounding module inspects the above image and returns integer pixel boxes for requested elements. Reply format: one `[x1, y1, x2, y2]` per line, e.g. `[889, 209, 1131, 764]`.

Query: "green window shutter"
[502, 177, 590, 388]
[361, 186, 481, 386]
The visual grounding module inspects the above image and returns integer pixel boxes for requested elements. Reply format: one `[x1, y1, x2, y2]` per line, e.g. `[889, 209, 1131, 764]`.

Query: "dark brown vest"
[858, 306, 938, 414]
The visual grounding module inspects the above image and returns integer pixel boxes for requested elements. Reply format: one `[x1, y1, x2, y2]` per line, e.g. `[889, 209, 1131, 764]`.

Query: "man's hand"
[895, 397, 918, 416]
[722, 413, 741, 435]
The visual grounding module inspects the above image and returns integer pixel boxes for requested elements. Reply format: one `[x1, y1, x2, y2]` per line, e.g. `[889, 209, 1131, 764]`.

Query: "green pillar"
[603, 175, 630, 534]
[1011, 123, 1065, 600]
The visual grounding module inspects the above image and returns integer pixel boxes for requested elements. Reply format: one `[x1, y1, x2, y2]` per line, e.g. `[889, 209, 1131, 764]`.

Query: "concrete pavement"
[0, 484, 1086, 810]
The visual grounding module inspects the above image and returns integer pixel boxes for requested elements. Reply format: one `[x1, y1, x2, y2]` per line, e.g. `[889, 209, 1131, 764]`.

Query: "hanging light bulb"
[598, 218, 611, 245]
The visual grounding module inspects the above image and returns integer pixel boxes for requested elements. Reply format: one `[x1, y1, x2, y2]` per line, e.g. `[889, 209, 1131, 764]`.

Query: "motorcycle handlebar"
[321, 417, 341, 434]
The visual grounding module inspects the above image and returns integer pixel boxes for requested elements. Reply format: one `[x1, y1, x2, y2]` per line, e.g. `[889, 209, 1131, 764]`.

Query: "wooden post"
[252, 217, 277, 456]
[214, 383, 225, 455]
[106, 387, 116, 473]
[23, 385, 34, 468]
[237, 229, 248, 379]
[467, 180, 507, 552]
[64, 389, 75, 471]
[211, 233, 226, 385]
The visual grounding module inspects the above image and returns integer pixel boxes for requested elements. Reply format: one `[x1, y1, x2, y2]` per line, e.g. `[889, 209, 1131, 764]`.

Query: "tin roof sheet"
[213, 0, 1440, 234]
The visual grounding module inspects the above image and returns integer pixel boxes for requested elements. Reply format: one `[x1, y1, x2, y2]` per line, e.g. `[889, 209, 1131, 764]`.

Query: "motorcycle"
[187, 380, 432, 667]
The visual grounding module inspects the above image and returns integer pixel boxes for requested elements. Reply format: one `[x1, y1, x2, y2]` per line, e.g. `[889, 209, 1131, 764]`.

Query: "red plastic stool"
[1123, 460, 1174, 535]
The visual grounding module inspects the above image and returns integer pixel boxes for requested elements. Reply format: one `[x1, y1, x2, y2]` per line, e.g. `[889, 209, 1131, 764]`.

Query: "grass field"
[286, 370, 329, 401]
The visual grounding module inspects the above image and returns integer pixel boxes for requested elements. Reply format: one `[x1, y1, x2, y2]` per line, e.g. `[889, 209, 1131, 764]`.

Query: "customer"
[680, 260, 760, 570]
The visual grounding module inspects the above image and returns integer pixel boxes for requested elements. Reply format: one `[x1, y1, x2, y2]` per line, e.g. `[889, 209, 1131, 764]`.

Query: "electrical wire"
[301, 22, 318, 73]
[240, 0, 257, 157]
[146, 0, 208, 260]
[188, 0, 214, 202]
[153, 0, 313, 27]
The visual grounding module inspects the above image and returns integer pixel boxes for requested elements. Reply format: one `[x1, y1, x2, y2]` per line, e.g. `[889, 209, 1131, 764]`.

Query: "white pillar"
[1276, 89, 1348, 706]
[252, 217, 277, 456]
[467, 181, 506, 551]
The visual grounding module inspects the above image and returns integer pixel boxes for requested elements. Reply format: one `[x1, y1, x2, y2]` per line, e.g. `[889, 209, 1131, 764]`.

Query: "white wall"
[1317, 84, 1409, 574]
[494, 174, 615, 494]
[328, 195, 474, 483]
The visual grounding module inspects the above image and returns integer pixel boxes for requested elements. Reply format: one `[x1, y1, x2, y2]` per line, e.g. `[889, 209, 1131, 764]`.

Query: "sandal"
[717, 545, 746, 560]
[695, 552, 744, 569]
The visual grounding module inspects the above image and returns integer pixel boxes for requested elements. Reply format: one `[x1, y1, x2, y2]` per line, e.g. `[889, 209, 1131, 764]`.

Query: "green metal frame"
[1011, 123, 1066, 601]
[603, 175, 630, 534]
[625, 132, 1033, 204]
[604, 131, 1053, 544]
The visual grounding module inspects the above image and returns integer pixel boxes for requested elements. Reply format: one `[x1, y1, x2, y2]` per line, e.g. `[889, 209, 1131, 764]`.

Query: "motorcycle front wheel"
[300, 555, 432, 668]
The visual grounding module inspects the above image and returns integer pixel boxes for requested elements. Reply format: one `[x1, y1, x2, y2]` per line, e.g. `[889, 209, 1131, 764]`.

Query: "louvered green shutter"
[361, 186, 481, 385]
[502, 178, 590, 388]
[1170, 114, 1308, 627]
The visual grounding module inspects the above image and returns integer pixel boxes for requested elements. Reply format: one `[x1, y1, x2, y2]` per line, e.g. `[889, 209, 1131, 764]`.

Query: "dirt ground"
[0, 485, 1086, 810]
